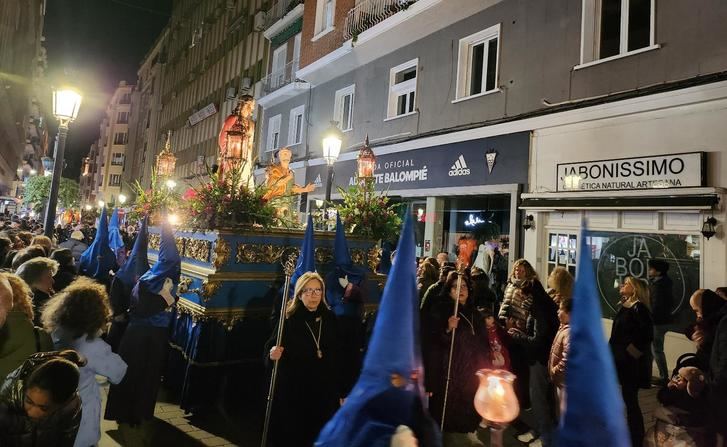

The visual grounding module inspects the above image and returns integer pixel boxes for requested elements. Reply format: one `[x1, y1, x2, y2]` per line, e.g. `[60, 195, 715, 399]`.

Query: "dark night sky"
[43, 0, 172, 178]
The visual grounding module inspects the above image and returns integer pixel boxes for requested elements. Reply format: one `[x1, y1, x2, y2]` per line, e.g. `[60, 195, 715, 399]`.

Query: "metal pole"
[44, 123, 68, 238]
[324, 163, 334, 229]
[440, 264, 465, 430]
[261, 255, 297, 447]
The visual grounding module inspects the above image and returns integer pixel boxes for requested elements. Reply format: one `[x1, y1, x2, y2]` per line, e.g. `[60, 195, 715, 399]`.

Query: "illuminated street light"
[44, 86, 82, 237]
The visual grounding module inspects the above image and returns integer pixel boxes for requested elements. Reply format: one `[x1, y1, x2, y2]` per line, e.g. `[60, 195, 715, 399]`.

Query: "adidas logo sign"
[448, 155, 471, 176]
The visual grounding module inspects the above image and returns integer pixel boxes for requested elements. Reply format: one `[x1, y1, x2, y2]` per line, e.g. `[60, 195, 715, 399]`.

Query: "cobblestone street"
[97, 381, 659, 446]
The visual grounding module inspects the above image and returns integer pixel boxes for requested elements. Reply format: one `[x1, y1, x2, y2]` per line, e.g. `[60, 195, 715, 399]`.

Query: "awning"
[520, 188, 722, 211]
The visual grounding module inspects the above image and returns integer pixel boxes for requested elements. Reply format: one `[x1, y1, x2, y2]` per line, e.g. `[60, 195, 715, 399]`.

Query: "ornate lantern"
[156, 130, 176, 177]
[474, 369, 519, 447]
[224, 106, 247, 163]
[357, 135, 376, 181]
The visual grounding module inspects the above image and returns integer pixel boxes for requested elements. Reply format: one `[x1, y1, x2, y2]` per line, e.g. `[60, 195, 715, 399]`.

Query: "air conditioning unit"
[226, 87, 237, 100]
[241, 77, 251, 90]
[253, 11, 266, 31]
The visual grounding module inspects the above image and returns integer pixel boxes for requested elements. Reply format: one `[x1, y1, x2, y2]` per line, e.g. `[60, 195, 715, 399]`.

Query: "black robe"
[425, 298, 491, 433]
[265, 304, 342, 447]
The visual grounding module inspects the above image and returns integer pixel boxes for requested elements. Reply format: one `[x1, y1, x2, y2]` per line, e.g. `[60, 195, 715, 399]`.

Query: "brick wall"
[300, 0, 354, 68]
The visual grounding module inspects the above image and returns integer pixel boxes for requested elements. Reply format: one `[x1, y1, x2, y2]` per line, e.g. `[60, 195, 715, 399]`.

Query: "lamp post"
[44, 87, 82, 237]
[321, 121, 343, 226]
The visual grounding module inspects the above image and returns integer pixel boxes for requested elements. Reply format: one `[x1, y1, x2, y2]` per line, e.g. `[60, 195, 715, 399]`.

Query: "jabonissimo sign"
[557, 152, 704, 192]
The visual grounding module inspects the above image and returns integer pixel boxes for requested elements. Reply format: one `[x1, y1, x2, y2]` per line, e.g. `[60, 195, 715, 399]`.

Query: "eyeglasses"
[301, 287, 323, 296]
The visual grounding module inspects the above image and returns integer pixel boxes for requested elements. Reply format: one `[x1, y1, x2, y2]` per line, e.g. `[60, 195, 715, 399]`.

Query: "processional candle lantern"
[156, 130, 176, 177]
[357, 135, 376, 181]
[474, 369, 519, 447]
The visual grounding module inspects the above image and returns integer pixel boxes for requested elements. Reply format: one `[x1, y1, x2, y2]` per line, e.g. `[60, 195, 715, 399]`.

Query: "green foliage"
[23, 176, 80, 212]
[331, 180, 402, 243]
[180, 161, 293, 230]
[127, 169, 181, 223]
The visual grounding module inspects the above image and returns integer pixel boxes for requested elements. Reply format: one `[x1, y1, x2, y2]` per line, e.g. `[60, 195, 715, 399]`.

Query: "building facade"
[0, 0, 47, 202]
[253, 0, 727, 365]
[123, 0, 270, 192]
[80, 82, 133, 206]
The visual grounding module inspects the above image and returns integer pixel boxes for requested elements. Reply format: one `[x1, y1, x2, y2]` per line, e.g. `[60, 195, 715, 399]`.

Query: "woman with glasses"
[266, 271, 342, 447]
[609, 276, 654, 447]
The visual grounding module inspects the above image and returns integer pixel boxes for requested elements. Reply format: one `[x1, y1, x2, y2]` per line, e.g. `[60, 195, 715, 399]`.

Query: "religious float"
[132, 97, 398, 411]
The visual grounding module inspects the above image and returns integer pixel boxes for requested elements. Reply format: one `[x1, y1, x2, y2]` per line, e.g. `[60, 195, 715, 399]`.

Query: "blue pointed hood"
[316, 211, 440, 447]
[138, 222, 181, 295]
[558, 221, 630, 446]
[108, 208, 125, 253]
[334, 214, 352, 266]
[115, 217, 149, 287]
[290, 213, 316, 289]
[78, 207, 117, 281]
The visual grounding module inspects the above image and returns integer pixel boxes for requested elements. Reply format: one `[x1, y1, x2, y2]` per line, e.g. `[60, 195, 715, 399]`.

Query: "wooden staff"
[261, 254, 297, 447]
[440, 262, 466, 430]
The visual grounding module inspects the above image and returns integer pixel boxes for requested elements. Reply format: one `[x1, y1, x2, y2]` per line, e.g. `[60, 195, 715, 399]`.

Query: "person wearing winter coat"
[0, 350, 84, 447]
[548, 296, 572, 415]
[425, 273, 491, 446]
[42, 278, 127, 447]
[49, 249, 77, 293]
[0, 273, 54, 379]
[610, 276, 654, 447]
[15, 257, 59, 326]
[266, 272, 343, 447]
[504, 260, 559, 447]
[648, 259, 675, 385]
[59, 232, 88, 265]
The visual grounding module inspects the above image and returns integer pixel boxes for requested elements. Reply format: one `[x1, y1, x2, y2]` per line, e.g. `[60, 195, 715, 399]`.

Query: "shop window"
[547, 232, 578, 278]
[288, 105, 305, 146]
[265, 114, 281, 152]
[580, 0, 655, 64]
[387, 59, 418, 119]
[334, 85, 355, 132]
[456, 24, 500, 100]
[582, 231, 699, 327]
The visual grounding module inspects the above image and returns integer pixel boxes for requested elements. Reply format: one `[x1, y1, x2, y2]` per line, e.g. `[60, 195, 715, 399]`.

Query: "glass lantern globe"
[474, 369, 519, 426]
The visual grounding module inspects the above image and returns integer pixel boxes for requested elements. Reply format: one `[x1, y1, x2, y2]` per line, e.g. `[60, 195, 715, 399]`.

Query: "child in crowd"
[42, 277, 127, 447]
[484, 312, 510, 371]
[549, 296, 571, 414]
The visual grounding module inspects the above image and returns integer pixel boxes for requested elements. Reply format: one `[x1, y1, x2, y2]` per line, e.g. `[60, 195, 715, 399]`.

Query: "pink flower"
[182, 188, 197, 200]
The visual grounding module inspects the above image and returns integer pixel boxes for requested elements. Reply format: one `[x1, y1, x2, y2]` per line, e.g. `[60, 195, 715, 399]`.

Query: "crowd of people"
[1, 209, 726, 447]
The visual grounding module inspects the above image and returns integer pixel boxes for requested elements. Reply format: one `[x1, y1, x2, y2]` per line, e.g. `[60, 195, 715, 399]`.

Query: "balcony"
[263, 0, 304, 40]
[344, 0, 419, 41]
[258, 58, 309, 108]
[262, 59, 300, 94]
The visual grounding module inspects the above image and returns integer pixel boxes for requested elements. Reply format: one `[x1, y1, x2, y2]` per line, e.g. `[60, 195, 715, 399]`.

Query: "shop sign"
[305, 132, 530, 192]
[557, 152, 704, 192]
[591, 231, 699, 327]
[188, 103, 217, 126]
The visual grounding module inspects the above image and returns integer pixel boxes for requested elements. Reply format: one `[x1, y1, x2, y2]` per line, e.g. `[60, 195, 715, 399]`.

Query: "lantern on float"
[156, 130, 176, 177]
[357, 135, 376, 182]
[224, 107, 247, 164]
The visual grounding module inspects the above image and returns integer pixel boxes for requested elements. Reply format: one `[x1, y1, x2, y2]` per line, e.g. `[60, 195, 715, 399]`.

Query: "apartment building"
[80, 82, 133, 205]
[255, 0, 727, 365]
[0, 0, 47, 198]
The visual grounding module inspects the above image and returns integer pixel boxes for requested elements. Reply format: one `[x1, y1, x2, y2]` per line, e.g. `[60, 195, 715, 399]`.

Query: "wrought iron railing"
[264, 0, 304, 29]
[343, 0, 418, 41]
[262, 58, 300, 94]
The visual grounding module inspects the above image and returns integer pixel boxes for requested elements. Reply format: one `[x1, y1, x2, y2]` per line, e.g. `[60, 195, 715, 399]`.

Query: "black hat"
[648, 259, 669, 274]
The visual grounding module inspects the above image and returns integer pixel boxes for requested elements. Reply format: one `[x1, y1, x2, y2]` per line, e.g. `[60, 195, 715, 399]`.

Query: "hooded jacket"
[0, 352, 82, 447]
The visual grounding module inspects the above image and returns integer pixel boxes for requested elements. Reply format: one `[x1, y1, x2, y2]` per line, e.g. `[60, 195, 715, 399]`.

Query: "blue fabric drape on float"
[290, 213, 316, 290]
[115, 217, 149, 287]
[557, 221, 630, 446]
[108, 208, 125, 254]
[316, 211, 441, 447]
[78, 207, 117, 281]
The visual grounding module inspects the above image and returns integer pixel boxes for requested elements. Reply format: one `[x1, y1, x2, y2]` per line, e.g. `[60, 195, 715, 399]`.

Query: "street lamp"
[44, 87, 82, 237]
[321, 121, 343, 223]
